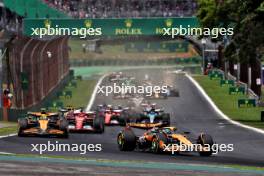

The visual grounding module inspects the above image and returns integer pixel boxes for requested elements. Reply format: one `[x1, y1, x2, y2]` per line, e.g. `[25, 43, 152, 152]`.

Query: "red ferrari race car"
[64, 109, 104, 133]
[96, 105, 131, 126]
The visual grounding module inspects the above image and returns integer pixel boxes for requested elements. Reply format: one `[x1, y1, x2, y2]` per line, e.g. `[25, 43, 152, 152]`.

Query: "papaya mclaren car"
[127, 104, 170, 129]
[65, 109, 105, 133]
[117, 127, 215, 156]
[18, 110, 69, 138]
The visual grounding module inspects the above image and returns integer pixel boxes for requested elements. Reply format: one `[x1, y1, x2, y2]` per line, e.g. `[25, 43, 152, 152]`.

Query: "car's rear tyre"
[94, 115, 105, 133]
[131, 113, 140, 123]
[197, 133, 214, 156]
[18, 118, 28, 129]
[170, 90, 179, 97]
[151, 133, 167, 153]
[119, 112, 130, 126]
[18, 128, 26, 137]
[61, 130, 69, 138]
[136, 114, 149, 123]
[161, 113, 170, 126]
[59, 119, 68, 131]
[18, 119, 28, 137]
[117, 129, 136, 151]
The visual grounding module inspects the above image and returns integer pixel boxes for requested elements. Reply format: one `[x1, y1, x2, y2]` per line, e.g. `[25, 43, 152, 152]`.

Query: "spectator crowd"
[43, 0, 197, 18]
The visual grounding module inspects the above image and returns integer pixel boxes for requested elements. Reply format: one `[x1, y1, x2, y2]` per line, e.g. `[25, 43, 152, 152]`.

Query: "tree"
[197, 0, 264, 96]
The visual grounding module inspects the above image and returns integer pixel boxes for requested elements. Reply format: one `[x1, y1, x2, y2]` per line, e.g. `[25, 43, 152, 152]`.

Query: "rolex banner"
[23, 17, 199, 37]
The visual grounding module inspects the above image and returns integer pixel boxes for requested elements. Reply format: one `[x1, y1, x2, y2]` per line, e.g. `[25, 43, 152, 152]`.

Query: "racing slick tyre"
[130, 113, 140, 123]
[93, 115, 105, 133]
[18, 119, 28, 137]
[197, 134, 214, 156]
[59, 119, 68, 131]
[170, 90, 179, 97]
[117, 129, 136, 151]
[61, 130, 69, 138]
[161, 113, 170, 126]
[119, 112, 130, 126]
[151, 133, 168, 153]
[161, 93, 168, 99]
[59, 119, 69, 138]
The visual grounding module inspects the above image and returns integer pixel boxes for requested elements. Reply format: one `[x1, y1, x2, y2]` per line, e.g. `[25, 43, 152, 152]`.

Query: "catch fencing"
[8, 35, 69, 109]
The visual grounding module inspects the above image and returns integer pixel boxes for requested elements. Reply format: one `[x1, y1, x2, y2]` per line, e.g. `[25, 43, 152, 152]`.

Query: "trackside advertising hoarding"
[23, 17, 199, 37]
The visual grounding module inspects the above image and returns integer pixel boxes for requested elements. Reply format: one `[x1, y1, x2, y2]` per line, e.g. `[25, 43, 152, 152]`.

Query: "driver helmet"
[40, 108, 46, 114]
[107, 105, 112, 110]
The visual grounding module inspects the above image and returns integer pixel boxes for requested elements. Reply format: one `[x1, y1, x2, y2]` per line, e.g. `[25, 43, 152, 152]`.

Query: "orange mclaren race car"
[117, 126, 215, 156]
[18, 109, 69, 138]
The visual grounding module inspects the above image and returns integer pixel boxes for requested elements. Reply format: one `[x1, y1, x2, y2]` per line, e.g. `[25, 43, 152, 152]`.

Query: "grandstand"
[44, 0, 197, 18]
[0, 0, 70, 110]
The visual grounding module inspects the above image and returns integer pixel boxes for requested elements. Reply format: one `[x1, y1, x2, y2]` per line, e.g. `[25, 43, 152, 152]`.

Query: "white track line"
[0, 133, 16, 139]
[0, 74, 109, 138]
[186, 74, 264, 135]
[0, 152, 14, 155]
[85, 73, 109, 111]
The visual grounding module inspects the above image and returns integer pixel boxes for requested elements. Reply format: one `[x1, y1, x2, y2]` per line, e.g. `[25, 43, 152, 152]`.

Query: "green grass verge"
[193, 75, 264, 129]
[0, 126, 17, 136]
[52, 79, 97, 108]
[0, 121, 17, 135]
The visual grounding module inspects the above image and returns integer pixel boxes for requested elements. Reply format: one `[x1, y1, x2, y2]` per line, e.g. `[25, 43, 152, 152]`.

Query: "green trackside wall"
[23, 17, 199, 36]
[0, 70, 73, 122]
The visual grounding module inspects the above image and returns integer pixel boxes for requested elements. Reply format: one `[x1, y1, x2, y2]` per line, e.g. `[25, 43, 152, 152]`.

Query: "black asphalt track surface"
[1, 68, 264, 167]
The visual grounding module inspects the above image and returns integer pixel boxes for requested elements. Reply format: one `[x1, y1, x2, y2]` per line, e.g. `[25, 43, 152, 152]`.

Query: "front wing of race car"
[21, 127, 65, 136]
[127, 122, 164, 129]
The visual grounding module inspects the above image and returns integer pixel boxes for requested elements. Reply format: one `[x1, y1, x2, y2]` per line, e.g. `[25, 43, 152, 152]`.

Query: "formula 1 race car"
[117, 127, 215, 156]
[18, 109, 69, 138]
[164, 85, 180, 97]
[113, 90, 135, 99]
[145, 91, 168, 99]
[108, 72, 129, 82]
[65, 109, 105, 133]
[96, 104, 131, 126]
[127, 104, 170, 128]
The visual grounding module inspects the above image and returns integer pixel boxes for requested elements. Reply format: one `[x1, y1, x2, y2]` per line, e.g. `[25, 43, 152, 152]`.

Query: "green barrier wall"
[23, 17, 199, 36]
[1, 71, 72, 122]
